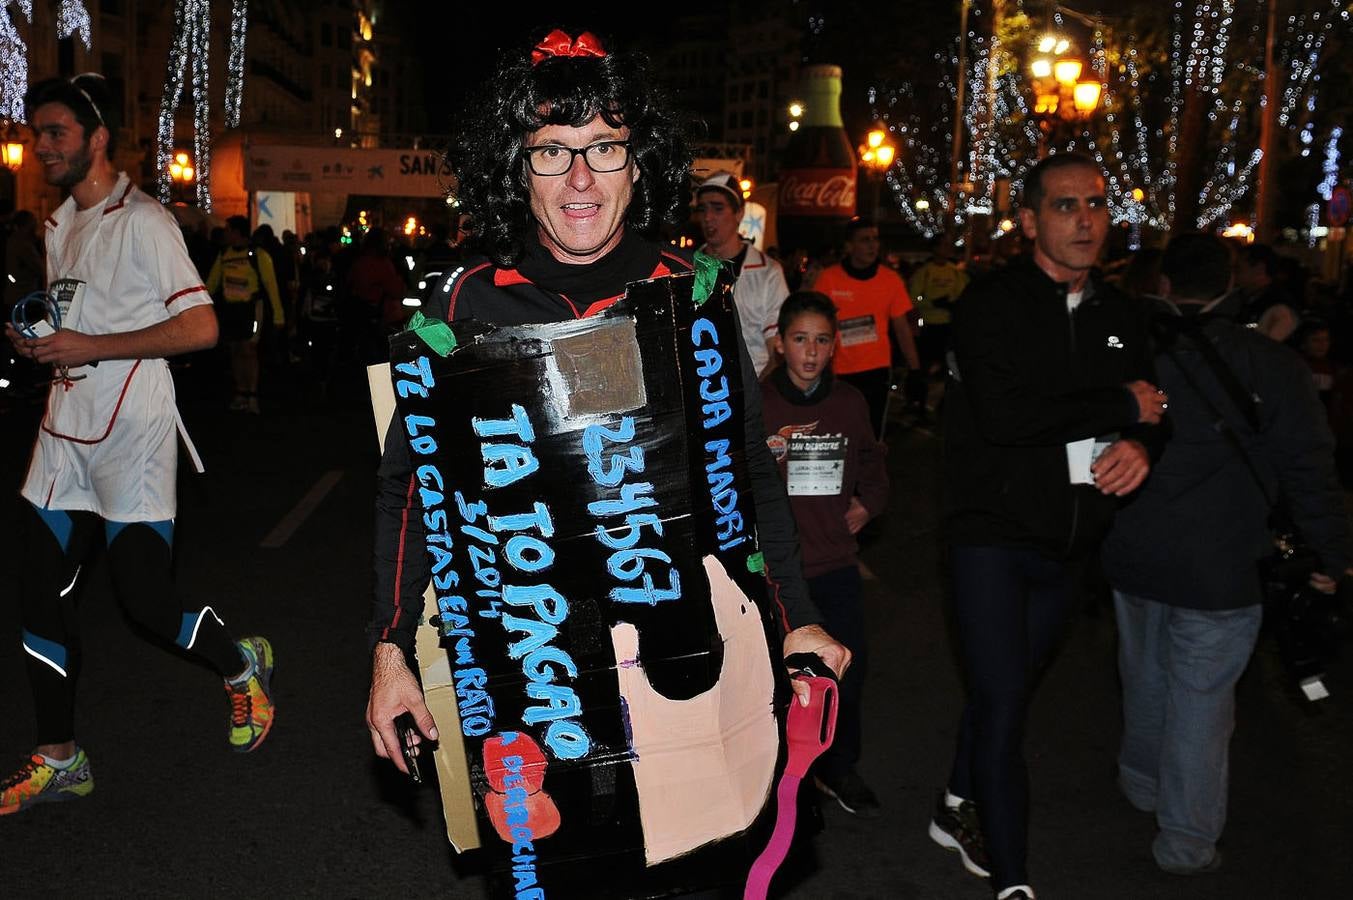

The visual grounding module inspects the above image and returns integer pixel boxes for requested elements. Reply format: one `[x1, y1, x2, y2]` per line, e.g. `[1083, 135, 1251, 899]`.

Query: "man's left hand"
[1091, 438, 1150, 496]
[14, 327, 100, 368]
[782, 623, 852, 706]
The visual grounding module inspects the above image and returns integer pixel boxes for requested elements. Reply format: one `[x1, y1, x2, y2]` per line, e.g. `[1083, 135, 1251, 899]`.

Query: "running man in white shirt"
[0, 75, 276, 817]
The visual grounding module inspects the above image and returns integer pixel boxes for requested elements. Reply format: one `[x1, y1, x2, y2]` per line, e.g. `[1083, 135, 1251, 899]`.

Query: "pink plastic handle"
[784, 674, 837, 778]
[743, 675, 840, 900]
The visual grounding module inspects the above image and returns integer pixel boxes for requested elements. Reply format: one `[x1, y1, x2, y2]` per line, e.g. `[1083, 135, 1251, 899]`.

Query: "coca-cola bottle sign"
[775, 64, 859, 254]
[779, 172, 857, 218]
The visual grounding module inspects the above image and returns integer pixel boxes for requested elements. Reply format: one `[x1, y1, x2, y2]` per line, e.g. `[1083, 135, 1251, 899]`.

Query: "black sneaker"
[813, 770, 881, 818]
[928, 790, 991, 878]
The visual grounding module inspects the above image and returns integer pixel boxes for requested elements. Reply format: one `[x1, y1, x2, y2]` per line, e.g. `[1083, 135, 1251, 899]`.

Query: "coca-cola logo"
[779, 172, 857, 217]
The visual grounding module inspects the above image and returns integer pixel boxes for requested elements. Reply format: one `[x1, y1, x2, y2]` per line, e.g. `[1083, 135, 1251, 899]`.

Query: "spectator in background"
[252, 224, 293, 367]
[695, 170, 789, 378]
[344, 227, 407, 362]
[1101, 232, 1350, 876]
[1115, 245, 1165, 302]
[206, 215, 285, 413]
[908, 236, 969, 418]
[1234, 242, 1300, 343]
[1296, 318, 1338, 414]
[183, 219, 215, 280]
[812, 217, 921, 438]
[4, 209, 44, 311]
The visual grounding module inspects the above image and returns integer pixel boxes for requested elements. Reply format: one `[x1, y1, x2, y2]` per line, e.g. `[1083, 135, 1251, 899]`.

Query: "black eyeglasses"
[523, 140, 632, 177]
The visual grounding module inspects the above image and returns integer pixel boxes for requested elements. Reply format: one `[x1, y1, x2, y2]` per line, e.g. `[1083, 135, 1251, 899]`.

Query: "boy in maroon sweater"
[761, 291, 890, 817]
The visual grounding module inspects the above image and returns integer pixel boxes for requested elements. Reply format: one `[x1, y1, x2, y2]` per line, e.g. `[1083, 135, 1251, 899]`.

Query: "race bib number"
[787, 433, 847, 496]
[1066, 433, 1116, 485]
[838, 314, 877, 347]
[48, 278, 88, 331]
[223, 271, 253, 303]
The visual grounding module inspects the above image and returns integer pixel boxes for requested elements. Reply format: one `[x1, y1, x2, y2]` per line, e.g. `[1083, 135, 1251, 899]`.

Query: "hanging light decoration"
[225, 0, 247, 127]
[0, 1, 32, 123]
[56, 0, 91, 49]
[156, 0, 211, 207]
[156, 0, 250, 208]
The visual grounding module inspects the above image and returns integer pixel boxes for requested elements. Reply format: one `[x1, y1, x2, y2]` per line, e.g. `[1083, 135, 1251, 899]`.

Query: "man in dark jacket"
[929, 153, 1166, 900]
[1100, 232, 1351, 876]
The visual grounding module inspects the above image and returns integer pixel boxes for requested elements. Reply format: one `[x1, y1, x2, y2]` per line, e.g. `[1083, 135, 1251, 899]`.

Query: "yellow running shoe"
[0, 749, 94, 815]
[225, 636, 275, 752]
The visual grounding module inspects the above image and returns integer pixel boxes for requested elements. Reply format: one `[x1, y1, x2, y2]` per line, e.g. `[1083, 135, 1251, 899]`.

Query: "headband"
[70, 74, 106, 127]
[531, 30, 606, 66]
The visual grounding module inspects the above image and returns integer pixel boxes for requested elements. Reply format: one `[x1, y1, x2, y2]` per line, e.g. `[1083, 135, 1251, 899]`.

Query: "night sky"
[413, 10, 651, 132]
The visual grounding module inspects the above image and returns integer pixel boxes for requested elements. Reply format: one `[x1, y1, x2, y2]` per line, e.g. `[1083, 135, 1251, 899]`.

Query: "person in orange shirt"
[811, 217, 920, 437]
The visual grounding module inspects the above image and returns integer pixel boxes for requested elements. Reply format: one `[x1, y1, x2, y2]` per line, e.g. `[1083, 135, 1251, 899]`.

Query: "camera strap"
[1157, 316, 1276, 511]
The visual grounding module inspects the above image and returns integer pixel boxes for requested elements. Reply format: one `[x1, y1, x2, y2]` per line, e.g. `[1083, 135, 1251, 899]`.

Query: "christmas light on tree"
[869, 0, 1349, 235]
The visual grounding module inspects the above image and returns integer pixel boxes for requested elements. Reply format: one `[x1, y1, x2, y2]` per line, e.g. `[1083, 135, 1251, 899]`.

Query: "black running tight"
[945, 544, 1076, 891]
[17, 501, 244, 744]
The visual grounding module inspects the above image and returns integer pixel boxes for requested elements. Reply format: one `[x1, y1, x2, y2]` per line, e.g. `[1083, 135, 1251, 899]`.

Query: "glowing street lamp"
[858, 128, 896, 218]
[1, 139, 23, 171]
[169, 150, 195, 184]
[1026, 35, 1102, 157]
[1053, 58, 1083, 86]
[0, 118, 23, 171]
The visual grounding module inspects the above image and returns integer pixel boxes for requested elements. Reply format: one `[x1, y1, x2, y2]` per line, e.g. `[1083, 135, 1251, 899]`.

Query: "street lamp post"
[857, 128, 895, 220]
[1027, 36, 1101, 157]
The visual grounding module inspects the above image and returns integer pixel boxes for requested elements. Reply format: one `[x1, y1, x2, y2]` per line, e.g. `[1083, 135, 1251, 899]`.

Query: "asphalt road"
[1, 359, 1349, 899]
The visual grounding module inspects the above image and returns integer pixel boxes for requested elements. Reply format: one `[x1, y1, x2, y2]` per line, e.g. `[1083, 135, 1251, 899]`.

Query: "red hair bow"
[531, 29, 607, 66]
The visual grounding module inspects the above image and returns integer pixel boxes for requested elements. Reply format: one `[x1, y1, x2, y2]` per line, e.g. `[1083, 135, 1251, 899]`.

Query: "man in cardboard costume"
[364, 27, 850, 898]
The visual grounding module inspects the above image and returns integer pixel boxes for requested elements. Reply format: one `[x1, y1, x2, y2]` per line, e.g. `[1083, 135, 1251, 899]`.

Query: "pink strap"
[744, 675, 838, 899]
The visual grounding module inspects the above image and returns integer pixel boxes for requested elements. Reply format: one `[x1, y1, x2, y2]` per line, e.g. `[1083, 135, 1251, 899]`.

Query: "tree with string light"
[864, 0, 1351, 244]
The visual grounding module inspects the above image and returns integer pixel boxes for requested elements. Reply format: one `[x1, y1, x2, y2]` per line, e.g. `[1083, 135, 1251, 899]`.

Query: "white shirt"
[21, 173, 211, 520]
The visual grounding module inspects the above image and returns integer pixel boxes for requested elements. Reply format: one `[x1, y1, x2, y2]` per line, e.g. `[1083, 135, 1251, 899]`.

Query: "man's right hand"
[366, 642, 438, 775]
[1126, 379, 1168, 425]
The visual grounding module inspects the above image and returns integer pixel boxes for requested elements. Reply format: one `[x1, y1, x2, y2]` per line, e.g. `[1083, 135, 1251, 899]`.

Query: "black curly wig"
[443, 27, 694, 268]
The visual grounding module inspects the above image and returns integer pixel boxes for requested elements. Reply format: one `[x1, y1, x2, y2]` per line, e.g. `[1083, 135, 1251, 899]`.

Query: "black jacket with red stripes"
[368, 231, 820, 652]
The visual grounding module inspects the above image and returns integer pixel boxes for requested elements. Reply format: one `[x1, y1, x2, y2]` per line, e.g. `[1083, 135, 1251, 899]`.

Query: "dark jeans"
[945, 544, 1076, 890]
[806, 565, 865, 776]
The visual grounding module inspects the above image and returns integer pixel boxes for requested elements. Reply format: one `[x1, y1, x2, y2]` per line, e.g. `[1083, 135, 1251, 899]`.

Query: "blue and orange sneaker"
[0, 749, 94, 815]
[225, 636, 275, 752]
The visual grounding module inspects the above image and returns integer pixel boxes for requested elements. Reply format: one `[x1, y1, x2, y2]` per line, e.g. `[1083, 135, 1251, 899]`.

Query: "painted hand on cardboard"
[367, 642, 440, 775]
[783, 624, 852, 707]
[610, 555, 780, 864]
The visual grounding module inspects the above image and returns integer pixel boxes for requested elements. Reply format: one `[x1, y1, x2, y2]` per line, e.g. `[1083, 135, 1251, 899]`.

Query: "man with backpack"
[205, 215, 284, 413]
[1100, 232, 1352, 875]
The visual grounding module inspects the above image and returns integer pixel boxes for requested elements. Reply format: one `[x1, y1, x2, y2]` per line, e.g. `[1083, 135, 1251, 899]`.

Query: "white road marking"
[261, 470, 344, 548]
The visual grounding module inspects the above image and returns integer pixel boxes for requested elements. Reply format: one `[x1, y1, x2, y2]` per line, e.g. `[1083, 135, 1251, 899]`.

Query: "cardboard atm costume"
[372, 268, 796, 897]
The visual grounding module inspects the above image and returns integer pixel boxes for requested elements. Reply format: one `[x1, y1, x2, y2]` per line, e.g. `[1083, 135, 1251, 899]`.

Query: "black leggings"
[807, 565, 866, 776]
[946, 544, 1075, 890]
[838, 368, 891, 440]
[17, 502, 244, 744]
